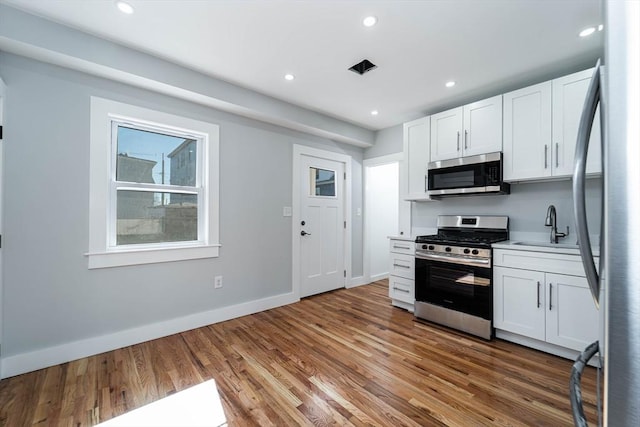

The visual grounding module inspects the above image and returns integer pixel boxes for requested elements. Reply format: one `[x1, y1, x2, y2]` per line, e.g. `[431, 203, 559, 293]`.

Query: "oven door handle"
[415, 252, 491, 268]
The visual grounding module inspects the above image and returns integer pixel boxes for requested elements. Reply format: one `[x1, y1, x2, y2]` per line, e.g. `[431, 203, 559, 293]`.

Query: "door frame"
[292, 145, 352, 299]
[363, 153, 402, 284]
[0, 76, 6, 372]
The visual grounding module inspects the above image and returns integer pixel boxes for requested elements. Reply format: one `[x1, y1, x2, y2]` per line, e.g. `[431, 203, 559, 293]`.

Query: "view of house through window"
[310, 167, 336, 197]
[115, 125, 200, 245]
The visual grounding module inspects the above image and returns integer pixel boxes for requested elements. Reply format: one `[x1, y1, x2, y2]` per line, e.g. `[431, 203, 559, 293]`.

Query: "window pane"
[310, 167, 336, 196]
[116, 126, 197, 186]
[116, 190, 198, 245]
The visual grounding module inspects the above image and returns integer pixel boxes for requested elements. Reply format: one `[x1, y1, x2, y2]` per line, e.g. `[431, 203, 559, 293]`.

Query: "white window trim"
[87, 97, 220, 269]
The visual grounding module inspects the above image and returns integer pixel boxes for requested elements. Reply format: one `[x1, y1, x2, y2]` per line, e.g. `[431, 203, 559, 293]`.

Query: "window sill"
[86, 244, 221, 269]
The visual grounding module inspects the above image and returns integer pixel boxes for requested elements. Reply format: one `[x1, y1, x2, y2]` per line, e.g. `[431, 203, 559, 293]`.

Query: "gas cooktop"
[415, 215, 509, 248]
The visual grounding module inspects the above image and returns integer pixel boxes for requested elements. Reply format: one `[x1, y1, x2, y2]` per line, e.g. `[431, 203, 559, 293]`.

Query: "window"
[310, 167, 336, 197]
[88, 97, 220, 269]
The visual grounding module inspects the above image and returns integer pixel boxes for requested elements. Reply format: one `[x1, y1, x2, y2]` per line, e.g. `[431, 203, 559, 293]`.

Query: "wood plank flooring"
[0, 280, 599, 426]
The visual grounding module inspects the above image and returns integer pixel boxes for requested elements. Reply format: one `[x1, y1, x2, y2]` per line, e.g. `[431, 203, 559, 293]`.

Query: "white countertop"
[493, 240, 600, 257]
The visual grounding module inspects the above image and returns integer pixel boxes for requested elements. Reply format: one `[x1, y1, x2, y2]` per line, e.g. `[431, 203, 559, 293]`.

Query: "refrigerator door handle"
[572, 59, 602, 308]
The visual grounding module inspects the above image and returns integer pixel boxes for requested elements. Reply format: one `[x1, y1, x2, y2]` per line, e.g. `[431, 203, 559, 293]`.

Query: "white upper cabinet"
[503, 68, 602, 182]
[552, 68, 602, 177]
[430, 107, 463, 161]
[402, 116, 431, 201]
[431, 95, 503, 162]
[462, 95, 504, 157]
[503, 82, 552, 181]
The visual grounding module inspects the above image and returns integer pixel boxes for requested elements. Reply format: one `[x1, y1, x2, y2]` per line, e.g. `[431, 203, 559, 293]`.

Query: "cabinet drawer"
[389, 275, 415, 304]
[494, 249, 597, 277]
[389, 239, 414, 255]
[389, 253, 414, 279]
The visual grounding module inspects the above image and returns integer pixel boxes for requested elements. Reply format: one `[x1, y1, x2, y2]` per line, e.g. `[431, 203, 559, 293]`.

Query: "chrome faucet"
[545, 205, 569, 243]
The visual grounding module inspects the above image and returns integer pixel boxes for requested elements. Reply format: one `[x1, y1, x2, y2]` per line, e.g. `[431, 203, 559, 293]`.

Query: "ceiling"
[0, 0, 603, 131]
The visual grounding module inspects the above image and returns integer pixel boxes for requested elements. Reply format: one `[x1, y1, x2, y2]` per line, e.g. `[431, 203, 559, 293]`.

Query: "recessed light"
[284, 74, 295, 81]
[598, 24, 604, 31]
[579, 27, 596, 37]
[371, 110, 379, 116]
[116, 1, 134, 14]
[363, 16, 377, 27]
[445, 81, 456, 88]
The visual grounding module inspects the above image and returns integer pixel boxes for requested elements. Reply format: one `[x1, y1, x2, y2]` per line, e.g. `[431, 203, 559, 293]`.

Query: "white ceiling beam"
[0, 4, 374, 148]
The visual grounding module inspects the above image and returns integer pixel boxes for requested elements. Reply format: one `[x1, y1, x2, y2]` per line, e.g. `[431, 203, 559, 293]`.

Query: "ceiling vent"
[348, 59, 377, 75]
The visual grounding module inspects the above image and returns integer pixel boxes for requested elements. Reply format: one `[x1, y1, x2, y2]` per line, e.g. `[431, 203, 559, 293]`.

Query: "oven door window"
[415, 259, 492, 320]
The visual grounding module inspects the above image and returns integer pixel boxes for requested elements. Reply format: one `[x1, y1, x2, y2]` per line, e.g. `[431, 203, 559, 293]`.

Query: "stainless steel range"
[414, 215, 509, 340]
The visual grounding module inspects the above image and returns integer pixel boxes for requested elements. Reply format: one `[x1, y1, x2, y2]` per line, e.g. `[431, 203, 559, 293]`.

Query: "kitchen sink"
[512, 241, 580, 249]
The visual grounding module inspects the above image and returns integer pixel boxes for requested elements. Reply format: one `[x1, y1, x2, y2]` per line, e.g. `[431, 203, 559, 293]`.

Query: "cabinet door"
[503, 82, 552, 181]
[552, 69, 603, 177]
[463, 95, 503, 157]
[430, 107, 463, 161]
[493, 266, 546, 340]
[402, 117, 430, 199]
[545, 273, 599, 351]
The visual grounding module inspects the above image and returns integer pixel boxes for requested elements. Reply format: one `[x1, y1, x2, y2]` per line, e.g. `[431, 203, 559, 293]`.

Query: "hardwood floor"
[0, 280, 599, 426]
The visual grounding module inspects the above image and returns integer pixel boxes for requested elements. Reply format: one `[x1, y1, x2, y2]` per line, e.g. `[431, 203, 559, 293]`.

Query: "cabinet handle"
[537, 281, 541, 308]
[393, 245, 410, 250]
[549, 283, 553, 310]
[457, 131, 460, 151]
[464, 130, 468, 150]
[544, 145, 548, 169]
[556, 143, 559, 168]
[393, 263, 411, 269]
[393, 286, 410, 293]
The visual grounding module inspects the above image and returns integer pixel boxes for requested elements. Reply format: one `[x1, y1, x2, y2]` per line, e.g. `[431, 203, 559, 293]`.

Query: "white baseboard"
[495, 329, 600, 367]
[348, 274, 387, 289]
[348, 276, 369, 288]
[1, 292, 299, 379]
[369, 272, 388, 283]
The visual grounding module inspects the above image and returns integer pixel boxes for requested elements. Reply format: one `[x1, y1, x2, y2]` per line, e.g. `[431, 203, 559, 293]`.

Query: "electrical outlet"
[214, 275, 223, 289]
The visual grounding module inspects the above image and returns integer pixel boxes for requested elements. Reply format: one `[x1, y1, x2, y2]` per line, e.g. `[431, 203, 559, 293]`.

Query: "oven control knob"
[472, 249, 479, 255]
[428, 245, 435, 250]
[445, 247, 452, 252]
[463, 248, 470, 254]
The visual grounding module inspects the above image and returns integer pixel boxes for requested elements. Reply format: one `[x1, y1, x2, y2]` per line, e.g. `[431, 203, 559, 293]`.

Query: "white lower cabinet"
[494, 267, 546, 340]
[493, 249, 599, 357]
[388, 239, 415, 311]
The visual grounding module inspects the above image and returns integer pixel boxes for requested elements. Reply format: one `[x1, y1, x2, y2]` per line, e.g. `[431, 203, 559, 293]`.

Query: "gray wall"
[413, 178, 602, 241]
[365, 124, 403, 159]
[0, 52, 364, 357]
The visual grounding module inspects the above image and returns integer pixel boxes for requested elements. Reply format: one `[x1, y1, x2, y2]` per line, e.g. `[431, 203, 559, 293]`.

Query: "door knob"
[301, 231, 311, 236]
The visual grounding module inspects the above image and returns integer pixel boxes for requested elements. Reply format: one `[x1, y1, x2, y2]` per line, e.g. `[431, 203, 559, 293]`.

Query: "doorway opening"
[364, 154, 401, 283]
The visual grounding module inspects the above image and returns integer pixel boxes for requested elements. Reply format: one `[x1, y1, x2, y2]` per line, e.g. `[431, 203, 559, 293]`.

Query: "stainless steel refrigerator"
[571, 1, 640, 425]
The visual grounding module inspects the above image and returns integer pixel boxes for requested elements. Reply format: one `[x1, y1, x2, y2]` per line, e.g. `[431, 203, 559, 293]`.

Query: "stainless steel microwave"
[427, 152, 510, 198]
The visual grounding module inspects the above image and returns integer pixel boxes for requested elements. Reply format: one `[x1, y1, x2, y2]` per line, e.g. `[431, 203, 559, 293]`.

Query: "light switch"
[356, 208, 362, 216]
[283, 206, 292, 217]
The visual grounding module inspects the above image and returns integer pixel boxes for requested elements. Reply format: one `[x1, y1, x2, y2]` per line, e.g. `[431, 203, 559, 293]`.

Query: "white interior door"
[299, 155, 345, 297]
